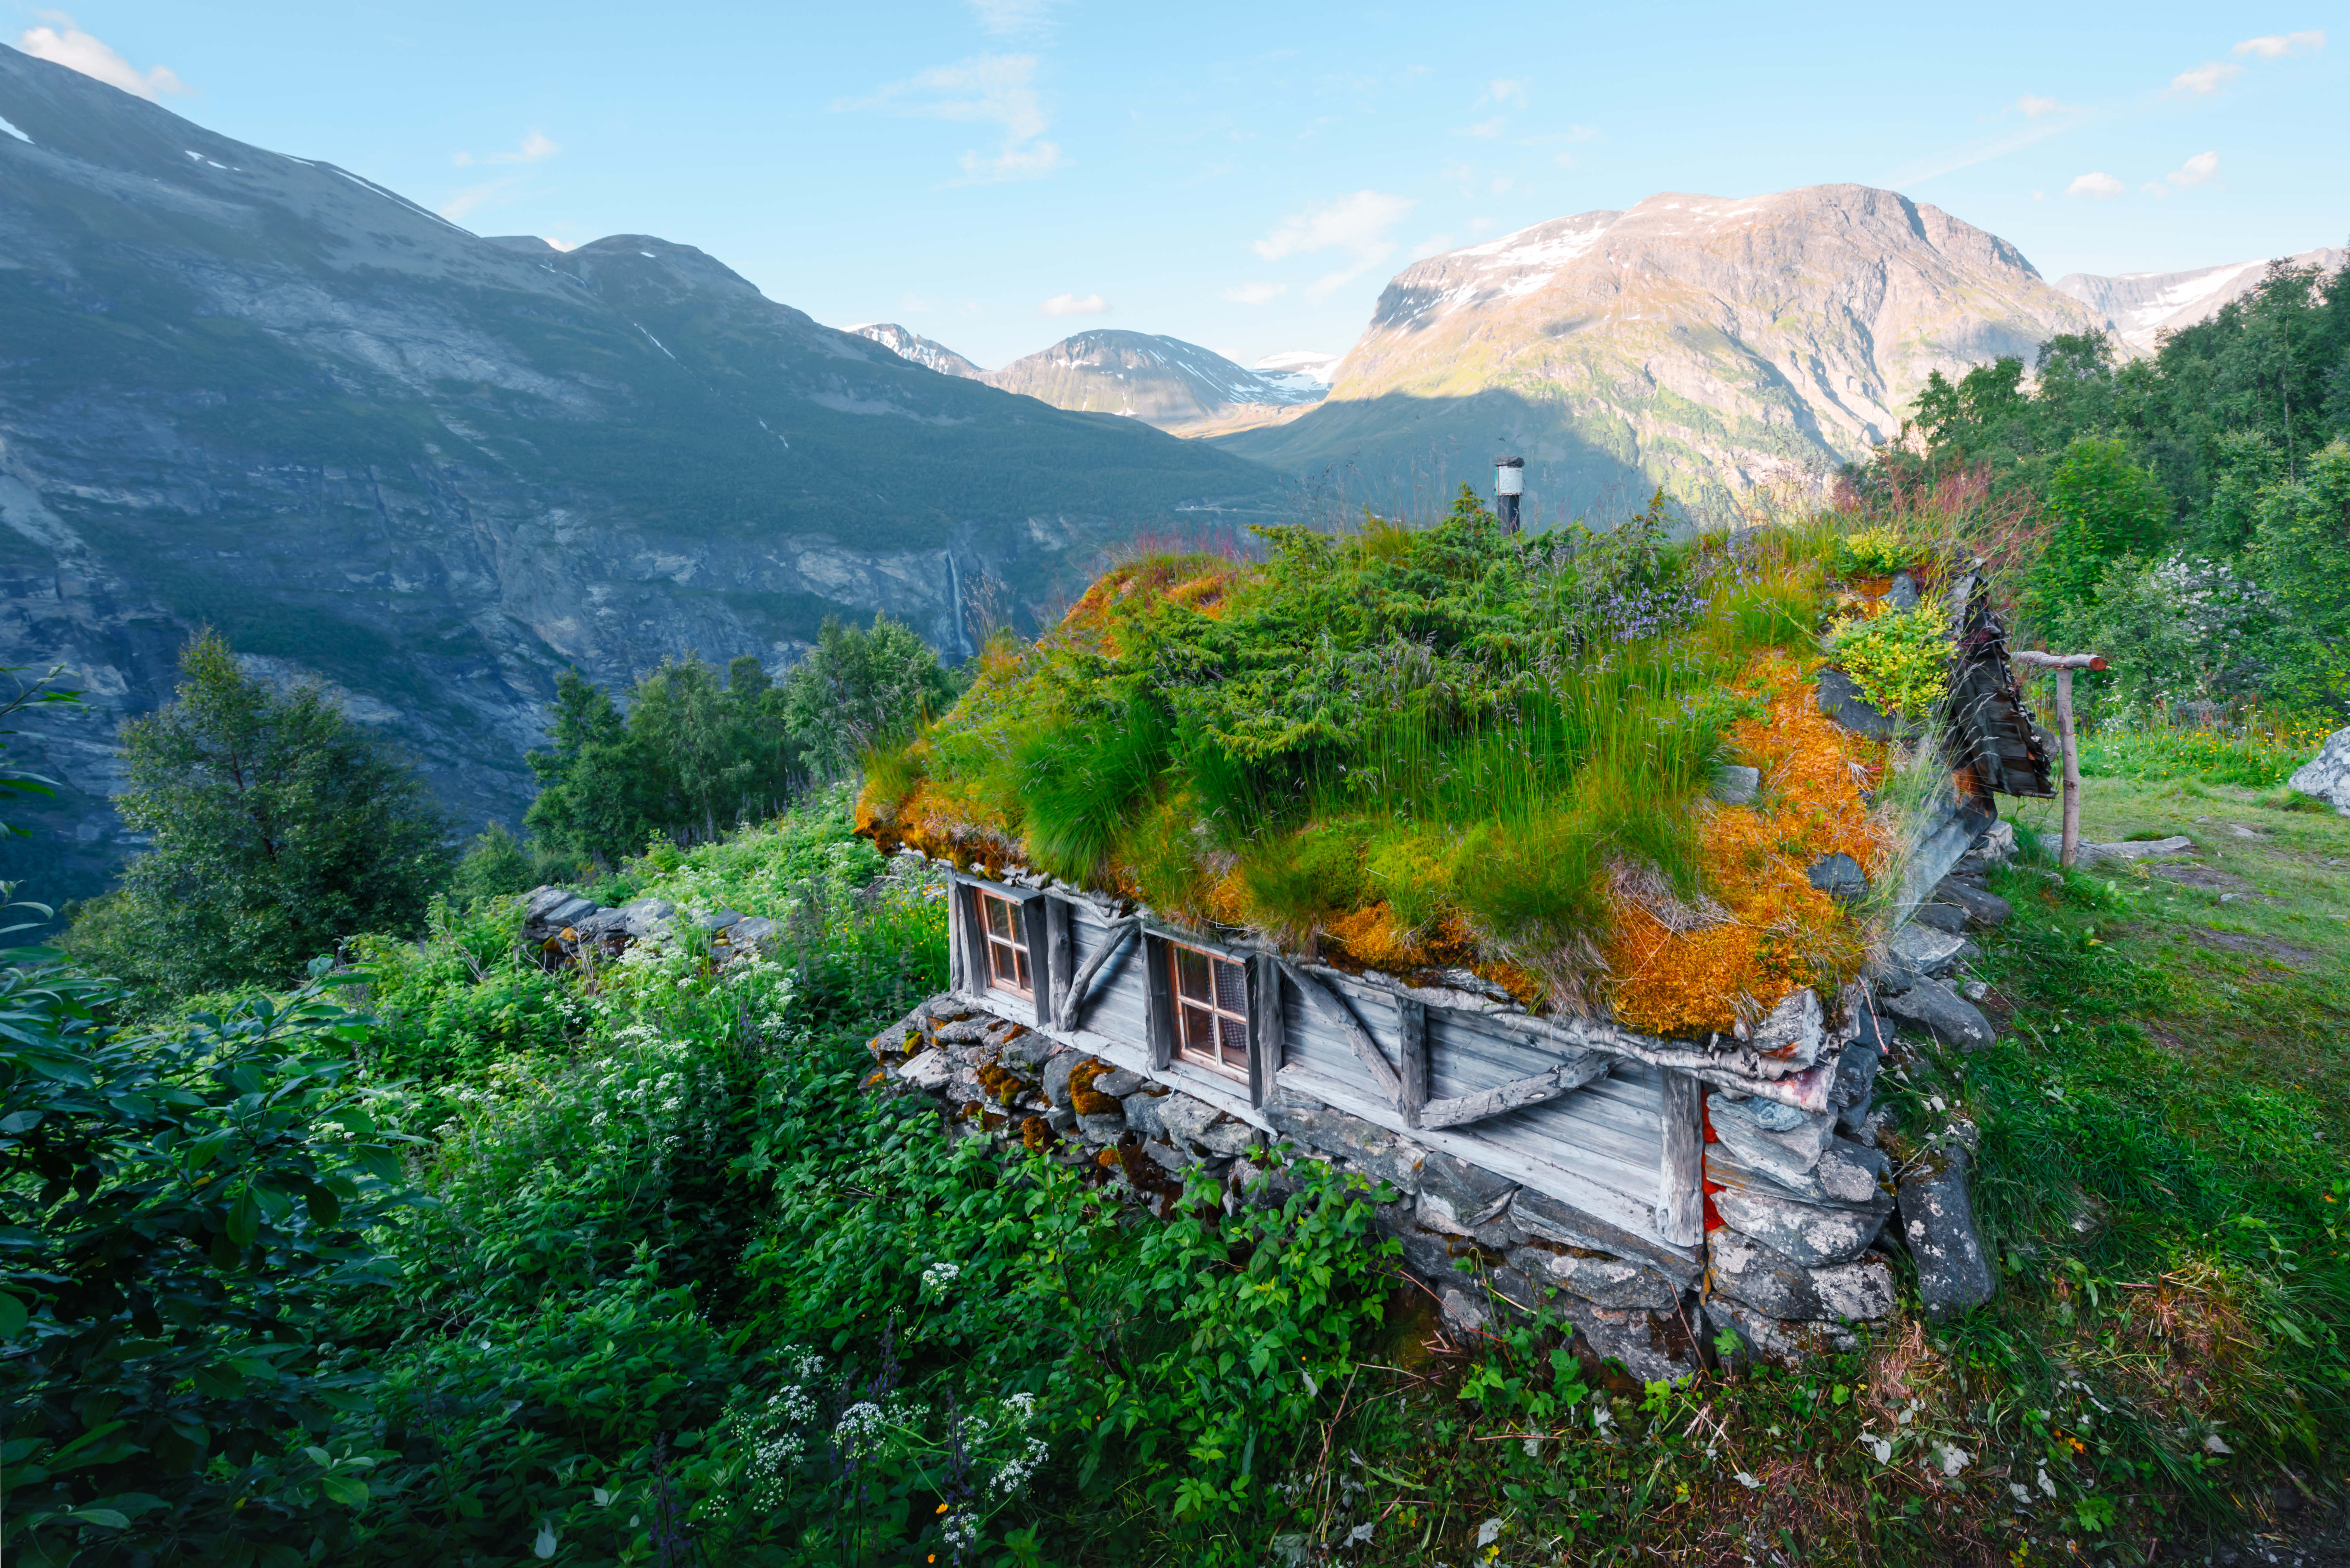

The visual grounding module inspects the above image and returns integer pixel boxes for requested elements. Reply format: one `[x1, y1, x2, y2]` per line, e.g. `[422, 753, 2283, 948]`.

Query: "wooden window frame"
[953, 876, 1055, 1028]
[1161, 936, 1252, 1083]
[975, 887, 1035, 999]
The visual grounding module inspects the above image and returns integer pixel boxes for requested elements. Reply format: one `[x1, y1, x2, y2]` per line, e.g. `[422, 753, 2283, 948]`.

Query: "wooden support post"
[946, 876, 966, 992]
[1142, 935, 1174, 1071]
[1043, 897, 1074, 1030]
[1021, 895, 1053, 1028]
[1657, 1069, 1706, 1248]
[1249, 954, 1284, 1109]
[1396, 996, 1428, 1129]
[2012, 650, 2108, 870]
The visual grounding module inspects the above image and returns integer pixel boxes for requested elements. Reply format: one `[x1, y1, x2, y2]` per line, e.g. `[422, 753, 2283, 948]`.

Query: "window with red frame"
[977, 890, 1032, 997]
[1167, 940, 1249, 1078]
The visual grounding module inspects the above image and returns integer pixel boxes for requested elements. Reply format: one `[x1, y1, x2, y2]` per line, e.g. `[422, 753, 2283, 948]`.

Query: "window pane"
[1217, 1013, 1250, 1070]
[1178, 1002, 1214, 1056]
[983, 895, 1011, 940]
[1173, 945, 1211, 1004]
[1014, 945, 1031, 990]
[1212, 955, 1248, 1015]
[989, 940, 1017, 987]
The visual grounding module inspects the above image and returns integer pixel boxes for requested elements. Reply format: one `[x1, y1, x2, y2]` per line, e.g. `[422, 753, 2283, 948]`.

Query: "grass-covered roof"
[861, 489, 1947, 1038]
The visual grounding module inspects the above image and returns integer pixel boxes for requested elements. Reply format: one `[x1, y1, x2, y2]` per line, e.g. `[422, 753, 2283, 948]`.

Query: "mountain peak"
[849, 322, 985, 378]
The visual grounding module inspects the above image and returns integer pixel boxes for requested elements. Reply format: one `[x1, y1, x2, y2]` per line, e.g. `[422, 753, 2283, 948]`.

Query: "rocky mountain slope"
[1216, 184, 2099, 518]
[2055, 246, 2346, 353]
[846, 321, 985, 378]
[976, 331, 1326, 437]
[0, 44, 1279, 901]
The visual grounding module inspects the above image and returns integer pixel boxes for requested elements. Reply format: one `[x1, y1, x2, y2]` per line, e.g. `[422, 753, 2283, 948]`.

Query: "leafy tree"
[448, 822, 582, 905]
[527, 653, 804, 866]
[779, 615, 960, 779]
[0, 959, 406, 1567]
[2245, 438, 2350, 712]
[64, 634, 450, 998]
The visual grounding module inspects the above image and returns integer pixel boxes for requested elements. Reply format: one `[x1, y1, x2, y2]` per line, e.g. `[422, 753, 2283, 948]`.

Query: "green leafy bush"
[1829, 524, 1916, 578]
[0, 959, 410, 1568]
[1827, 602, 1953, 717]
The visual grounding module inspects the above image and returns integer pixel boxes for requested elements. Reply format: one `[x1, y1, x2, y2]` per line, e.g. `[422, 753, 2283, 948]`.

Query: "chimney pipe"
[1493, 456, 1524, 533]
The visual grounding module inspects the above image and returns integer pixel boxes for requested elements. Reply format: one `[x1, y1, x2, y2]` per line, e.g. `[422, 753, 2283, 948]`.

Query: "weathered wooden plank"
[1249, 953, 1282, 1109]
[1022, 896, 1054, 1029]
[945, 875, 967, 992]
[1142, 934, 1175, 1071]
[1656, 1070, 1706, 1247]
[1056, 917, 1138, 1031]
[1418, 1051, 1610, 1130]
[1281, 961, 1402, 1106]
[1044, 897, 1075, 1029]
[1396, 996, 1428, 1127]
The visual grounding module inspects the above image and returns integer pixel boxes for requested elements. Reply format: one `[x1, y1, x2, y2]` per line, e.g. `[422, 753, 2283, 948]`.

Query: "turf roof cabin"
[860, 493, 2052, 1361]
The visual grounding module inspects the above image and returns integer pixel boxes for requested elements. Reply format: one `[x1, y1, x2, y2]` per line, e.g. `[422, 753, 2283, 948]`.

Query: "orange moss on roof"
[1605, 654, 1889, 1038]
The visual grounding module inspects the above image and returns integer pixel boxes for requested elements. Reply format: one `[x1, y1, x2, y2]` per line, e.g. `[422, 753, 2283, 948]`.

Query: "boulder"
[727, 915, 780, 952]
[1888, 925, 1971, 978]
[617, 898, 678, 940]
[1512, 1246, 1680, 1311]
[1813, 1254, 1897, 1321]
[1750, 986, 1825, 1066]
[1556, 1301, 1705, 1385]
[1439, 1287, 1490, 1336]
[1880, 976, 1996, 1051]
[1898, 1151, 1995, 1318]
[1263, 1090, 1428, 1193]
[1510, 1190, 1704, 1290]
[1041, 1052, 1082, 1109]
[1886, 571, 1921, 611]
[2075, 835, 2196, 865]
[1705, 1297, 1858, 1366]
[1092, 1068, 1147, 1098]
[1816, 668, 1898, 739]
[1415, 1151, 1519, 1234]
[1710, 1186, 1893, 1267]
[1076, 1111, 1126, 1143]
[896, 1050, 954, 1091]
[999, 1031, 1057, 1071]
[692, 907, 745, 932]
[1934, 878, 2010, 929]
[1191, 1115, 1259, 1157]
[1911, 898, 1969, 936]
[1710, 764, 1762, 806]
[1975, 820, 2016, 862]
[522, 886, 598, 940]
[1806, 853, 1869, 904]
[1708, 1227, 1828, 1319]
[2287, 725, 2350, 816]
[1154, 1092, 1226, 1149]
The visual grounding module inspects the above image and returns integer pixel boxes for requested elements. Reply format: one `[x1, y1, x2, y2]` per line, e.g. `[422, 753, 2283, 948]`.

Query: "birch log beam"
[1417, 1053, 1610, 1130]
[1282, 961, 1404, 1108]
[1056, 918, 1139, 1031]
[2012, 650, 2109, 869]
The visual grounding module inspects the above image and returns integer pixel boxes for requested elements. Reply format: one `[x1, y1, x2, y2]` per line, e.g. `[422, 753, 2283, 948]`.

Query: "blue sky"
[17, 2, 2344, 370]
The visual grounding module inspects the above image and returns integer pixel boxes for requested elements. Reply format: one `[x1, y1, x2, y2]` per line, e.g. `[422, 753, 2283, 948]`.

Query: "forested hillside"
[1855, 253, 2350, 722]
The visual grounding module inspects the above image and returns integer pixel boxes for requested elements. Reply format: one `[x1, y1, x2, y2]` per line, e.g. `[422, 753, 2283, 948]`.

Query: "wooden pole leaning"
[2011, 650, 2109, 869]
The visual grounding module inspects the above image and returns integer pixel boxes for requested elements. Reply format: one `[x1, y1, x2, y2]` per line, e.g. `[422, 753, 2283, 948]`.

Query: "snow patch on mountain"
[2056, 247, 2346, 352]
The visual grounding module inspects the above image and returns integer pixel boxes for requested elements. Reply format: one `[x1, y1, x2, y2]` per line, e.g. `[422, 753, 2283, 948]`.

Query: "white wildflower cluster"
[744, 1351, 828, 1512]
[958, 1391, 1048, 1501]
[942, 1510, 979, 1552]
[920, 1261, 961, 1298]
[579, 1032, 725, 1160]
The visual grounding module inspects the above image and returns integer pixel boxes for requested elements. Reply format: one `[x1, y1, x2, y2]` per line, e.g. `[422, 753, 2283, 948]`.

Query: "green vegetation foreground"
[3, 760, 2345, 1564]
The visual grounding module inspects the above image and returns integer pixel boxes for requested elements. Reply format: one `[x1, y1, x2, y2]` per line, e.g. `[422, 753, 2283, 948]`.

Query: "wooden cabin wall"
[944, 872, 1688, 1256]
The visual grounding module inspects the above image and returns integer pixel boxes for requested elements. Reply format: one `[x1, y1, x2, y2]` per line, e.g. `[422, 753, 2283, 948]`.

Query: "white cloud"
[1251, 189, 1415, 299]
[1490, 173, 1516, 195]
[967, 0, 1062, 34]
[1218, 281, 1285, 305]
[2066, 171, 2124, 199]
[455, 130, 559, 168]
[17, 15, 184, 98]
[1038, 292, 1108, 316]
[2168, 149, 2220, 186]
[2016, 94, 2078, 117]
[2233, 30, 2323, 58]
[1484, 78, 1528, 106]
[2169, 61, 2244, 96]
[1457, 116, 1505, 138]
[440, 177, 526, 221]
[1251, 189, 1414, 262]
[841, 53, 1066, 184]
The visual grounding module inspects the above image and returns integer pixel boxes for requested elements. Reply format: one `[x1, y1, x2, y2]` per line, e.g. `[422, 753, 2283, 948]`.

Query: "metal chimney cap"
[1493, 455, 1525, 467]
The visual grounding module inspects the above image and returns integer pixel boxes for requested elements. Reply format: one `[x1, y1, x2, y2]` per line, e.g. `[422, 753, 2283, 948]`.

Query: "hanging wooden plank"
[1656, 1069, 1706, 1247]
[1417, 1052, 1610, 1129]
[1057, 916, 1139, 1031]
[1396, 995, 1428, 1128]
[1280, 960, 1403, 1107]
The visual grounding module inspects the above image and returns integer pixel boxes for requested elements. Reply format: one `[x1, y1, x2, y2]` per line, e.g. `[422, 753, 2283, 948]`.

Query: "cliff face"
[1217, 185, 2099, 516]
[0, 44, 1279, 900]
[846, 322, 986, 378]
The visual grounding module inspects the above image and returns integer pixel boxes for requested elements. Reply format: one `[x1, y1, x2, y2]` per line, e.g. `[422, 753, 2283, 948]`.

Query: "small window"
[1168, 940, 1249, 1078]
[978, 889, 1032, 997]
